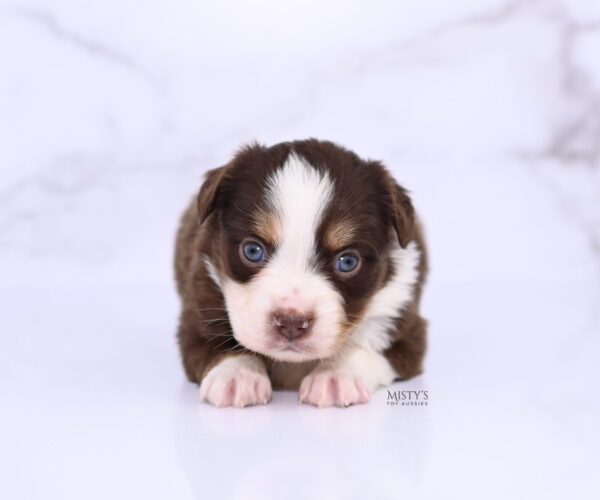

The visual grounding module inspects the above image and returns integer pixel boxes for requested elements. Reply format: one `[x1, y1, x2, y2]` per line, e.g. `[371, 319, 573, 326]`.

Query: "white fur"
[350, 240, 421, 352]
[299, 239, 422, 406]
[200, 354, 272, 408]
[204, 256, 222, 289]
[221, 154, 345, 362]
[264, 153, 334, 273]
[299, 345, 397, 407]
[299, 238, 422, 407]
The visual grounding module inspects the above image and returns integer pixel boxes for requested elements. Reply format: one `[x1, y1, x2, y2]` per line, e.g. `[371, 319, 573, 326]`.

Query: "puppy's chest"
[266, 360, 319, 390]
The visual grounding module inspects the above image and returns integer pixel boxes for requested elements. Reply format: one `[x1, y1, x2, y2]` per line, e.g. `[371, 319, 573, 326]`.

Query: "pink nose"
[272, 310, 313, 341]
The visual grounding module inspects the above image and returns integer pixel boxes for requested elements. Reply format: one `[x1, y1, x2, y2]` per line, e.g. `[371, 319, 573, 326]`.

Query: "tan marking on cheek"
[333, 315, 363, 351]
[252, 209, 281, 246]
[324, 220, 357, 250]
[329, 301, 372, 353]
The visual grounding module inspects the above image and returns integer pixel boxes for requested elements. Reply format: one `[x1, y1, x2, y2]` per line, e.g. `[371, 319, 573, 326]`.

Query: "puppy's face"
[199, 141, 415, 362]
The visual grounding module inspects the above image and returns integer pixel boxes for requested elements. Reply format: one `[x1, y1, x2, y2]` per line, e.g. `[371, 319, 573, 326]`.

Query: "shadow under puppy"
[175, 139, 428, 408]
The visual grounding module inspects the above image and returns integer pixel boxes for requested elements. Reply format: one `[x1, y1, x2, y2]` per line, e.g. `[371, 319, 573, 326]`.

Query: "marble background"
[1, 1, 599, 499]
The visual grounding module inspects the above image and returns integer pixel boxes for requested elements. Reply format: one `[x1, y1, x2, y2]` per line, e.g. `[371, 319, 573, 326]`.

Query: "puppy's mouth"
[270, 347, 318, 362]
[265, 333, 338, 362]
[266, 337, 315, 360]
[233, 330, 326, 363]
[279, 343, 303, 353]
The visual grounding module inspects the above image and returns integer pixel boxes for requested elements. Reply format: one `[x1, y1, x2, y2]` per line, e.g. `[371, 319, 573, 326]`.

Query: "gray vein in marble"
[528, 161, 600, 262]
[483, 2, 600, 166]
[540, 7, 600, 166]
[271, 0, 538, 138]
[247, 1, 535, 137]
[7, 6, 164, 94]
[458, 0, 530, 26]
[353, 0, 532, 72]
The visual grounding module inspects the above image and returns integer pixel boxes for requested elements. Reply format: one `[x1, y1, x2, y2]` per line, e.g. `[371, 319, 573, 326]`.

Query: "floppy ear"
[196, 165, 229, 224]
[391, 183, 416, 248]
[382, 171, 416, 248]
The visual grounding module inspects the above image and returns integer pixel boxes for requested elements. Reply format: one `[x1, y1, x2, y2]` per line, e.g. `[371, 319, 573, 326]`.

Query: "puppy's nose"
[273, 311, 313, 341]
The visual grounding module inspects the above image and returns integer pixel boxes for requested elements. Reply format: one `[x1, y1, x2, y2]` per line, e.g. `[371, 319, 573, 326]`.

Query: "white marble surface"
[1, 1, 599, 499]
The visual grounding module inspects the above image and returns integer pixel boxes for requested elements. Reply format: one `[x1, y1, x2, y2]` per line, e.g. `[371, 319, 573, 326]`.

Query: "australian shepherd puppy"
[175, 139, 427, 408]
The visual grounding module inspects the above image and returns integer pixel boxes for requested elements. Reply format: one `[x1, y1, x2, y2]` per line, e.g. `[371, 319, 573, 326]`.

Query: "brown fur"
[174, 139, 428, 388]
[323, 219, 357, 251]
[251, 208, 281, 247]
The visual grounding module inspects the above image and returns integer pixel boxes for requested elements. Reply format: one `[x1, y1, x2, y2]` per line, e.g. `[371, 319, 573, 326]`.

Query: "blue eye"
[242, 242, 265, 263]
[335, 253, 359, 273]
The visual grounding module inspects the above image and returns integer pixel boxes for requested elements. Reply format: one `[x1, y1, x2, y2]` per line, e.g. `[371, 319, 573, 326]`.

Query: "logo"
[386, 390, 429, 407]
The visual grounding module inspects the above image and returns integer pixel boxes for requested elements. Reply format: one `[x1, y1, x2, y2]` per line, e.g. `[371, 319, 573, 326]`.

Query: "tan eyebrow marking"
[251, 208, 281, 247]
[324, 219, 357, 251]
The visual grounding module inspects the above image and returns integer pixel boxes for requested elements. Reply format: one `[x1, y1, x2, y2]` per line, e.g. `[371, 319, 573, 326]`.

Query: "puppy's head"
[199, 139, 416, 362]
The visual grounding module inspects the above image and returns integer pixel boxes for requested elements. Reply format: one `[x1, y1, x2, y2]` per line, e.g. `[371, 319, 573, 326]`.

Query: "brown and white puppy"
[175, 139, 427, 408]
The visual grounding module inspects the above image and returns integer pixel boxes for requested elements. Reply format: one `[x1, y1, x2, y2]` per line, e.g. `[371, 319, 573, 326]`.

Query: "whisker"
[196, 307, 227, 312]
[213, 334, 238, 350]
[198, 317, 230, 324]
[207, 328, 234, 337]
[224, 344, 253, 355]
[205, 333, 234, 340]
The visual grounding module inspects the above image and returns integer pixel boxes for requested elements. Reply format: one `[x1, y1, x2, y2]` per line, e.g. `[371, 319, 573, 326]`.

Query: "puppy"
[174, 139, 427, 408]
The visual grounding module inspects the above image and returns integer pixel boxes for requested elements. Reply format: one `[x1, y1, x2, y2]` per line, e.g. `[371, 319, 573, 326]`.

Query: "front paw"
[299, 370, 370, 408]
[199, 355, 272, 408]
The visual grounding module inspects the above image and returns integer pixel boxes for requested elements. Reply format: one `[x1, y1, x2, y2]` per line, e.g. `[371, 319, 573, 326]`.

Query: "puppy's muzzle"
[272, 309, 313, 341]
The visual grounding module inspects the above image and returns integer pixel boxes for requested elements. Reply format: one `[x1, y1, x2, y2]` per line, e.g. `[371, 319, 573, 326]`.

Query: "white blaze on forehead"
[265, 153, 334, 270]
[220, 153, 345, 362]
